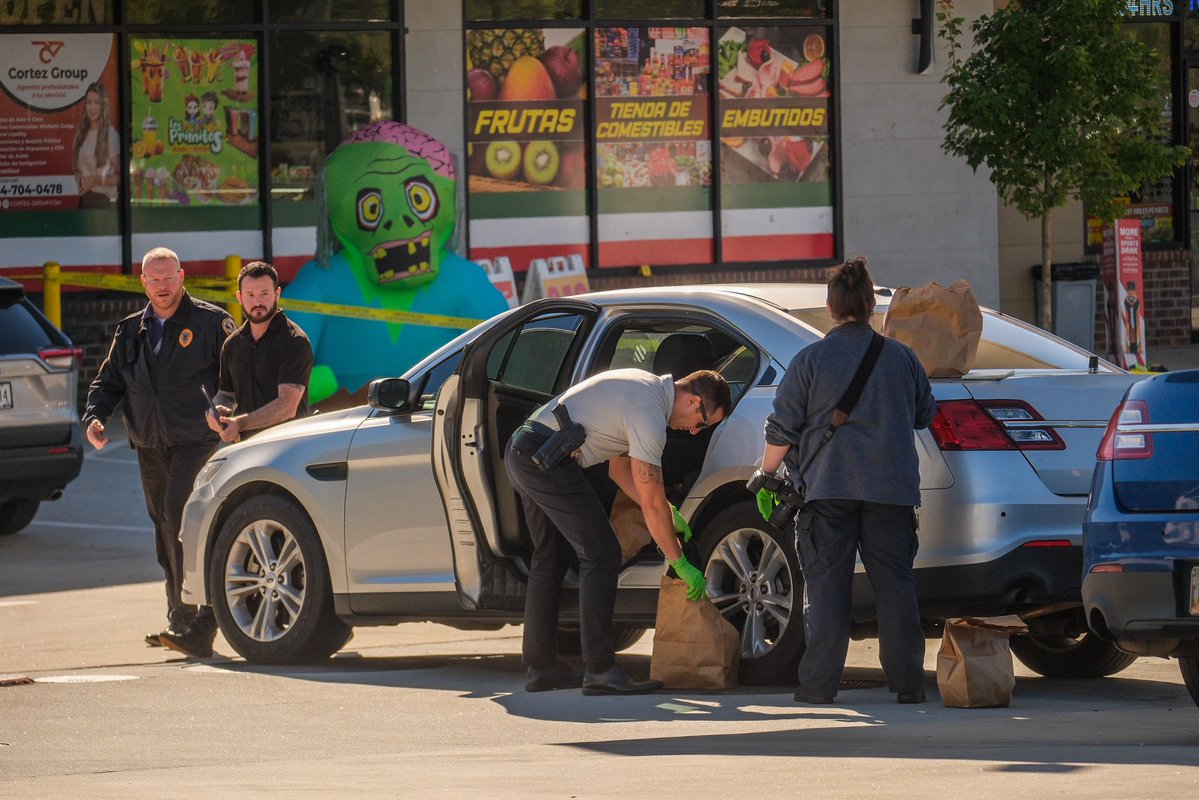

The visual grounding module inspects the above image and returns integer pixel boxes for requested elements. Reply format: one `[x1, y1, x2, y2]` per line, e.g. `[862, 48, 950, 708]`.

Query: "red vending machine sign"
[1102, 219, 1145, 370]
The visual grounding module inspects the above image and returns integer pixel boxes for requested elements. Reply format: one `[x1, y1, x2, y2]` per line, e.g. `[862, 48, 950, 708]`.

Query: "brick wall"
[1092, 248, 1192, 356]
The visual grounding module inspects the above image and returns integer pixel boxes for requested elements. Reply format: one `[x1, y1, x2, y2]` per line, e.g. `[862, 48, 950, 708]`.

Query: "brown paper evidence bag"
[651, 577, 741, 690]
[936, 617, 1027, 708]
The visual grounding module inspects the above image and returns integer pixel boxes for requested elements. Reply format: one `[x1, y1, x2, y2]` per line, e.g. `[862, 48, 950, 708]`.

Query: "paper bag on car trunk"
[936, 617, 1027, 708]
[883, 280, 983, 378]
[609, 489, 653, 565]
[651, 576, 740, 689]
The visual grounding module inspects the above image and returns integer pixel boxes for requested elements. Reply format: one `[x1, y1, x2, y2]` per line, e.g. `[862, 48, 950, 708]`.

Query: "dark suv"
[0, 277, 83, 536]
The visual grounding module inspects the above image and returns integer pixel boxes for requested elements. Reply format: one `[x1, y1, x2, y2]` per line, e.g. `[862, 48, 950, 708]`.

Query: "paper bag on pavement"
[936, 617, 1027, 708]
[650, 576, 740, 689]
[883, 280, 984, 378]
[610, 489, 653, 565]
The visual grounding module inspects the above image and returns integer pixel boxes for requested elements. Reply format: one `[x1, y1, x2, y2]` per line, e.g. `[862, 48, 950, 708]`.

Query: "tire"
[697, 501, 804, 685]
[208, 494, 351, 665]
[557, 625, 647, 655]
[0, 498, 40, 537]
[1179, 657, 1199, 708]
[1010, 629, 1138, 678]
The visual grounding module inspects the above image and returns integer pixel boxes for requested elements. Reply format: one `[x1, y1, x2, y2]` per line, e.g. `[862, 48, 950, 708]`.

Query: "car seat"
[652, 333, 716, 503]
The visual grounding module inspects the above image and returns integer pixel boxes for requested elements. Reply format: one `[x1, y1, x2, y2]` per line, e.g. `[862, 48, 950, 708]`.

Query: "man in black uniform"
[84, 247, 237, 658]
[207, 261, 311, 441]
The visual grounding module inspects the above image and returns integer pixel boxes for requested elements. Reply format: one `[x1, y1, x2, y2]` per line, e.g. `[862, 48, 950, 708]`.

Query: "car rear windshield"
[0, 297, 61, 355]
[788, 307, 1109, 372]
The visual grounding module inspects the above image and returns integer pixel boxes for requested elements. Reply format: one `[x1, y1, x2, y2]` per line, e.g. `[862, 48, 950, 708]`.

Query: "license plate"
[0, 381, 11, 410]
[1191, 566, 1199, 616]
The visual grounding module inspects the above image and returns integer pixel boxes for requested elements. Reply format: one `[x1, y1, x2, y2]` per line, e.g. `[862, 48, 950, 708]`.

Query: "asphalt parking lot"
[1, 416, 1197, 799]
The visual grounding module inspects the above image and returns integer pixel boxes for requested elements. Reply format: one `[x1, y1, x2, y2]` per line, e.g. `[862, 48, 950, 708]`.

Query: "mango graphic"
[500, 56, 556, 102]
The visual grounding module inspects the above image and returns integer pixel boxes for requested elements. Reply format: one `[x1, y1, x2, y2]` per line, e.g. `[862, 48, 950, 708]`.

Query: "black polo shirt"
[218, 310, 312, 420]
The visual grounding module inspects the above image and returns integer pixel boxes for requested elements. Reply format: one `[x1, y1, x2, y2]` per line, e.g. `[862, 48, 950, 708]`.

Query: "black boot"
[581, 665, 661, 696]
[525, 661, 583, 692]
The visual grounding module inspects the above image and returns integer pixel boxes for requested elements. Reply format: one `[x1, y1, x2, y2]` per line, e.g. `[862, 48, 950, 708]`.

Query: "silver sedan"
[180, 284, 1139, 683]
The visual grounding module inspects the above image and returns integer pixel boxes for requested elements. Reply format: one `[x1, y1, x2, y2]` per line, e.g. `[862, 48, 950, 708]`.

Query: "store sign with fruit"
[282, 121, 509, 405]
[129, 38, 258, 207]
[0, 33, 119, 212]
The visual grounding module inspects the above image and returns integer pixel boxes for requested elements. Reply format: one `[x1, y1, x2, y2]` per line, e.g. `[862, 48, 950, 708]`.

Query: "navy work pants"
[505, 426, 622, 675]
[794, 498, 925, 697]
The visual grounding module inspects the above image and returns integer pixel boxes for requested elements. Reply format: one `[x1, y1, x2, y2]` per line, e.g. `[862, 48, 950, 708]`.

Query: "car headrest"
[652, 333, 713, 378]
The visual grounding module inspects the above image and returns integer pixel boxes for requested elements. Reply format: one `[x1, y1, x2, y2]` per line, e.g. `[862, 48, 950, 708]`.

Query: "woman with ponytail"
[760, 256, 936, 705]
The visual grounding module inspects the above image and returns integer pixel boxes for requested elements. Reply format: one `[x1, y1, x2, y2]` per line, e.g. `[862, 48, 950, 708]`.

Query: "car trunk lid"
[1109, 371, 1199, 512]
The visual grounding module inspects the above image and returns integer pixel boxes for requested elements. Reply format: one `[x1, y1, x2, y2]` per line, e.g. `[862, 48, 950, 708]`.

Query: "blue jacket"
[764, 321, 935, 506]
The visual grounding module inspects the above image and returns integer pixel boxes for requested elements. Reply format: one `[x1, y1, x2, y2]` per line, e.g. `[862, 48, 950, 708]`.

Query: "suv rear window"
[0, 297, 61, 355]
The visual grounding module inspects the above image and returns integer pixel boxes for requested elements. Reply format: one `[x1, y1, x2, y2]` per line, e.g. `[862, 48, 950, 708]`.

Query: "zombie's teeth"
[420, 234, 430, 246]
[382, 270, 395, 279]
[408, 242, 417, 255]
[408, 266, 418, 273]
[372, 247, 386, 259]
[420, 262, 429, 271]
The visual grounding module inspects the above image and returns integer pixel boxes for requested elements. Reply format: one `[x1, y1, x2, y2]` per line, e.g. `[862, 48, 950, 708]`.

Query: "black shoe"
[159, 627, 215, 659]
[793, 689, 836, 704]
[525, 661, 583, 693]
[145, 625, 191, 648]
[897, 689, 926, 704]
[581, 665, 662, 696]
[144, 632, 165, 647]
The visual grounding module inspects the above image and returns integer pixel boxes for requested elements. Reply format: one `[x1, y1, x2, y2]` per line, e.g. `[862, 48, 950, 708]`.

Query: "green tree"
[937, 0, 1188, 333]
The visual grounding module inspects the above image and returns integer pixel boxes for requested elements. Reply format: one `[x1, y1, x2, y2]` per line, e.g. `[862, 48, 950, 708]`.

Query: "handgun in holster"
[531, 404, 587, 471]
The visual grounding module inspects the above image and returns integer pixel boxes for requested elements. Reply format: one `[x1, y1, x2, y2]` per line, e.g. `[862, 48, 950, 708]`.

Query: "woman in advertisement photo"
[73, 82, 120, 209]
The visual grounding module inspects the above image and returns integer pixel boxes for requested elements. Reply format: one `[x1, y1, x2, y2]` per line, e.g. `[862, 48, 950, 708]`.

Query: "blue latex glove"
[669, 504, 692, 543]
[671, 556, 707, 601]
[756, 487, 778, 522]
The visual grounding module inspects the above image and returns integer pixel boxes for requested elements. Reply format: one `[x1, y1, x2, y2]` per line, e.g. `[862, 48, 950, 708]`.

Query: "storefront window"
[595, 0, 704, 19]
[0, 32, 121, 260]
[594, 26, 713, 266]
[127, 0, 254, 25]
[465, 27, 590, 270]
[717, 24, 833, 260]
[718, 0, 828, 19]
[268, 0, 393, 23]
[128, 36, 260, 246]
[1087, 22, 1176, 249]
[0, 0, 111, 24]
[269, 31, 393, 235]
[466, 0, 582, 20]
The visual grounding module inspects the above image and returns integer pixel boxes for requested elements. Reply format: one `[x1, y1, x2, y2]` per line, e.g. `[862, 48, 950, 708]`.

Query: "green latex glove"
[671, 556, 707, 602]
[669, 504, 692, 543]
[756, 487, 778, 522]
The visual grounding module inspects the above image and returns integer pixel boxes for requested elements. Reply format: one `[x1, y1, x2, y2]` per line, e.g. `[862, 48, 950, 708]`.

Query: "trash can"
[1031, 262, 1100, 351]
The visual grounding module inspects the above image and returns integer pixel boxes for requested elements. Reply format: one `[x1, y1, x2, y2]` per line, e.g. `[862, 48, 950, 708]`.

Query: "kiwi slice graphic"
[485, 141, 522, 181]
[523, 140, 560, 185]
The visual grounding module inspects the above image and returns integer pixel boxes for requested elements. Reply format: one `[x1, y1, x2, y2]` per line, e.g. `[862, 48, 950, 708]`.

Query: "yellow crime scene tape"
[9, 267, 487, 330]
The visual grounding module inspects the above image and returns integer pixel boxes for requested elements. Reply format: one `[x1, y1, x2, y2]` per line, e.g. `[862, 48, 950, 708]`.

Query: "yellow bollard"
[43, 261, 62, 329]
[225, 254, 243, 326]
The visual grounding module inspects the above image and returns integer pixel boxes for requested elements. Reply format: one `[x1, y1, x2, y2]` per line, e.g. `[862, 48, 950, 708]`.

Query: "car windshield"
[788, 306, 1115, 372]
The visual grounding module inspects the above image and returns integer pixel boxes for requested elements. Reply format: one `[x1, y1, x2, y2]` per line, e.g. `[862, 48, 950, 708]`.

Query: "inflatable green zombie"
[283, 121, 508, 403]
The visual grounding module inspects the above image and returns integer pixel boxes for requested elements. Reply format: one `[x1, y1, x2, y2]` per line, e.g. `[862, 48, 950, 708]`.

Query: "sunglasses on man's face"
[692, 393, 711, 429]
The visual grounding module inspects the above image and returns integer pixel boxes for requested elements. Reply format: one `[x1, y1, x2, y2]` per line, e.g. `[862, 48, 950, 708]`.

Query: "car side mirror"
[368, 378, 412, 412]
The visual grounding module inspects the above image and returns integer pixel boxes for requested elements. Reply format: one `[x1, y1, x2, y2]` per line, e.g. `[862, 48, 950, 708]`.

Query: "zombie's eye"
[356, 188, 383, 231]
[405, 179, 438, 222]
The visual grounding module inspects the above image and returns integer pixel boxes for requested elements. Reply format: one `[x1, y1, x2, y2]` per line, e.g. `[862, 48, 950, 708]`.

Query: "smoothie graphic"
[141, 114, 160, 156]
[233, 54, 251, 94]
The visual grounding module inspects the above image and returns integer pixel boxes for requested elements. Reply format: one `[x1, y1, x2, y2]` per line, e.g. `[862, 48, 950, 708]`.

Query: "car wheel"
[1179, 657, 1199, 708]
[557, 625, 647, 654]
[208, 494, 351, 665]
[0, 498, 40, 537]
[698, 502, 803, 685]
[1010, 629, 1138, 678]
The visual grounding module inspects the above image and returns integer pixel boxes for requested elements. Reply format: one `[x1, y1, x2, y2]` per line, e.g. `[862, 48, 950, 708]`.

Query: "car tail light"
[1021, 539, 1072, 548]
[930, 400, 1064, 451]
[1096, 400, 1152, 461]
[38, 347, 82, 370]
[1090, 563, 1125, 573]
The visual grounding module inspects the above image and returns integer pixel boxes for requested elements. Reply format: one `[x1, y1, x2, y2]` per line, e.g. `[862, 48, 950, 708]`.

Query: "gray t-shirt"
[531, 369, 674, 468]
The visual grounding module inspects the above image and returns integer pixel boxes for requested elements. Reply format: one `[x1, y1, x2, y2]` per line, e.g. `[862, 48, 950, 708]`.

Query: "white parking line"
[0, 600, 37, 608]
[29, 520, 153, 532]
[35, 674, 141, 683]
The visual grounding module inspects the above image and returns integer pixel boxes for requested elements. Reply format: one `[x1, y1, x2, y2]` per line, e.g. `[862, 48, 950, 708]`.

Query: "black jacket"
[84, 291, 236, 450]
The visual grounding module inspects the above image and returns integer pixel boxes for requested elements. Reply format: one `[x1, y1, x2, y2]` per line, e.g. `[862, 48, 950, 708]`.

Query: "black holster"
[531, 404, 586, 471]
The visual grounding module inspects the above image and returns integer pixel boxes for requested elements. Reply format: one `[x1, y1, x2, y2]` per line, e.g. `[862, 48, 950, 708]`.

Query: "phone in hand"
[201, 384, 225, 429]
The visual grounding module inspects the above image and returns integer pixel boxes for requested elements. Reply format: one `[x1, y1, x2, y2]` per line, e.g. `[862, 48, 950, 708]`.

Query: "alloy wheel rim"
[224, 518, 306, 642]
[705, 527, 794, 659]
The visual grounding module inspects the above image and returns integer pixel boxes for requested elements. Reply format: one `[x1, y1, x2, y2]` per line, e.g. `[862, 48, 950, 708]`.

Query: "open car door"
[432, 298, 600, 609]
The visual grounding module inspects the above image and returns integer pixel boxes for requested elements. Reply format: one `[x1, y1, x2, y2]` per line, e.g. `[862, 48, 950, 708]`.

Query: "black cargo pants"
[136, 442, 219, 634]
[505, 424, 622, 675]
